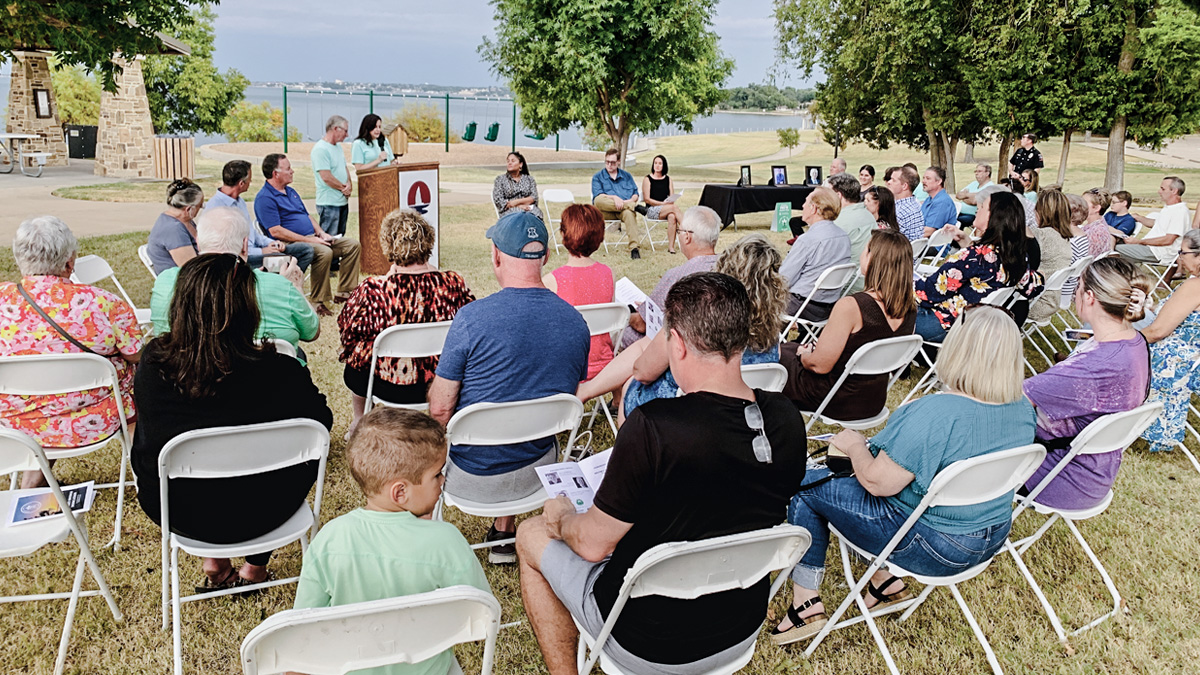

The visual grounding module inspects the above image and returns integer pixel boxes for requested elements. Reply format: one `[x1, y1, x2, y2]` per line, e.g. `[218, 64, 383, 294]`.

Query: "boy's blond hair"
[346, 408, 447, 497]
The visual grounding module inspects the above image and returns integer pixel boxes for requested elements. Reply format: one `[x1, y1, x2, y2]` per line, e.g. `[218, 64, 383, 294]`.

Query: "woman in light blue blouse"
[771, 305, 1036, 646]
[350, 114, 398, 172]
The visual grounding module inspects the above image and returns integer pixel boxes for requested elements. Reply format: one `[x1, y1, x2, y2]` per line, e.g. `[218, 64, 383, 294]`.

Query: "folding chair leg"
[76, 526, 122, 622]
[172, 545, 183, 675]
[54, 551, 88, 675]
[1006, 540, 1069, 645]
[105, 441, 128, 550]
[1062, 518, 1123, 635]
[900, 365, 936, 407]
[948, 583, 1004, 675]
[898, 584, 937, 622]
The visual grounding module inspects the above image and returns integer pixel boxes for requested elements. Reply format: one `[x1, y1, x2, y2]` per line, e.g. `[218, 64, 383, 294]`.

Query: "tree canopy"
[2, 0, 208, 92]
[480, 0, 733, 164]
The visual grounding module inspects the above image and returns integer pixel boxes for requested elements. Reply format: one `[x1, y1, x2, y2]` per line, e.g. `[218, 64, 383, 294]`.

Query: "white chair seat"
[573, 616, 755, 675]
[915, 263, 939, 276]
[801, 407, 890, 431]
[371, 399, 430, 412]
[441, 490, 546, 521]
[831, 524, 995, 588]
[1023, 489, 1113, 522]
[173, 505, 314, 559]
[42, 432, 120, 462]
[0, 489, 73, 557]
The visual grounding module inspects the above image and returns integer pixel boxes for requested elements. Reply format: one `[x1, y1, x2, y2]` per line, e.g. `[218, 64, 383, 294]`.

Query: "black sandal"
[865, 574, 913, 613]
[770, 596, 829, 646]
[194, 570, 240, 595]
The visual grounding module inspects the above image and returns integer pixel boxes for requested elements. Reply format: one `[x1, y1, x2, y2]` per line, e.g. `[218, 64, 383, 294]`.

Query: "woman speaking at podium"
[351, 114, 399, 172]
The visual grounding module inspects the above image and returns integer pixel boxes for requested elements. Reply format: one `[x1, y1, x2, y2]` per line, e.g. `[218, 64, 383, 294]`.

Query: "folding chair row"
[779, 262, 858, 344]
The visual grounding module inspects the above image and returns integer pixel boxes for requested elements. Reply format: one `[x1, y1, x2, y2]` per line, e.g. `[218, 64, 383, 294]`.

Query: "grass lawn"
[4, 131, 1200, 673]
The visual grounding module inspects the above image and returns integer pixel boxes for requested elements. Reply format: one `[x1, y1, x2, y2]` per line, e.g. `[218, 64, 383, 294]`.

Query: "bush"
[50, 62, 101, 126]
[220, 101, 301, 143]
[385, 103, 459, 143]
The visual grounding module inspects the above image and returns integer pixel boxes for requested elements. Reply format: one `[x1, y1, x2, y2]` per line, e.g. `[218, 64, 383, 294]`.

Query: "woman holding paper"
[641, 155, 683, 253]
[543, 204, 615, 380]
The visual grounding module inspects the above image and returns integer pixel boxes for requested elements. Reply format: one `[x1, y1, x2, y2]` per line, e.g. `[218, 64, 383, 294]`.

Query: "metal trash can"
[65, 125, 98, 159]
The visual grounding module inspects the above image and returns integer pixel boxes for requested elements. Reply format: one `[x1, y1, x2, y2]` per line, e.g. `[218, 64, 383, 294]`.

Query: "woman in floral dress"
[1140, 228, 1200, 452]
[0, 216, 143, 488]
[492, 151, 542, 221]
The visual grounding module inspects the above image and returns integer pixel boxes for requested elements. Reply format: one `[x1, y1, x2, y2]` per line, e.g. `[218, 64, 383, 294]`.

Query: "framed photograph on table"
[804, 165, 822, 186]
[739, 165, 752, 186]
[772, 166, 788, 186]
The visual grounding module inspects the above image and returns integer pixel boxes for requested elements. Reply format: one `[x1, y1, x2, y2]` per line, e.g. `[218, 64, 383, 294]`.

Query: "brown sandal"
[770, 596, 828, 645]
[865, 574, 912, 613]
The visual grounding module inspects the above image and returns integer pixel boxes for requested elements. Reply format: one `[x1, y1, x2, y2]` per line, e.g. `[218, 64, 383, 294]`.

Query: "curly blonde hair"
[379, 208, 434, 266]
[716, 234, 786, 353]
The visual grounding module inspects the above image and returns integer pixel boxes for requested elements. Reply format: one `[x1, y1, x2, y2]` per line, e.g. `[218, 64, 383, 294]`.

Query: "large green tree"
[1, 0, 207, 92]
[480, 0, 733, 165]
[143, 6, 247, 134]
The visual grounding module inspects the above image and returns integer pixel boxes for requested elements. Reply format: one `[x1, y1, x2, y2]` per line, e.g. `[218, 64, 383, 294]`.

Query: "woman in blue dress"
[1139, 228, 1200, 452]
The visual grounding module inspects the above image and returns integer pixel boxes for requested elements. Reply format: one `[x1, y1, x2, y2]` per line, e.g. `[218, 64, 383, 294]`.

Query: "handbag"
[798, 445, 855, 491]
[17, 283, 106, 357]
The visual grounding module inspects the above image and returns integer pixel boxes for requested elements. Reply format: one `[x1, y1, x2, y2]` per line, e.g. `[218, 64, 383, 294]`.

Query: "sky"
[210, 0, 813, 89]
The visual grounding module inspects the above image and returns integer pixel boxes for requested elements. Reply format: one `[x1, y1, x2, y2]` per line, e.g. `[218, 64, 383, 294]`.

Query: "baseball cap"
[486, 210, 548, 259]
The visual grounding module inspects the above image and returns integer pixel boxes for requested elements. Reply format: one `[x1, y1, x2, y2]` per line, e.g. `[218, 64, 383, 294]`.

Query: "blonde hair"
[807, 187, 842, 221]
[1066, 194, 1088, 227]
[1079, 256, 1153, 323]
[379, 208, 435, 266]
[346, 408, 447, 497]
[862, 229, 916, 319]
[1083, 188, 1112, 214]
[1035, 190, 1073, 239]
[936, 306, 1024, 404]
[716, 234, 786, 352]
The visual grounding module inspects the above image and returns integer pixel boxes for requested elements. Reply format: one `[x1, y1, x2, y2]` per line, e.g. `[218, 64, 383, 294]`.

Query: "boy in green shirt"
[294, 408, 491, 675]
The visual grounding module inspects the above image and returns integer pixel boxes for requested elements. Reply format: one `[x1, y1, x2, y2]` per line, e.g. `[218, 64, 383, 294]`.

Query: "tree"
[777, 128, 800, 156]
[220, 102, 300, 143]
[1, 0, 208, 92]
[480, 0, 733, 166]
[50, 61, 102, 126]
[384, 104, 460, 144]
[143, 7, 248, 135]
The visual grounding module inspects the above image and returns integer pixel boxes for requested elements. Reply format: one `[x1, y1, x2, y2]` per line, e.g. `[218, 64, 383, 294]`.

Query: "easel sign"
[774, 202, 791, 233]
[356, 161, 441, 274]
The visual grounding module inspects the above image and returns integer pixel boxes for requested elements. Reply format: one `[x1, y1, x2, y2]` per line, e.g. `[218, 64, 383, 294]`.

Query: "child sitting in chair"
[294, 407, 491, 675]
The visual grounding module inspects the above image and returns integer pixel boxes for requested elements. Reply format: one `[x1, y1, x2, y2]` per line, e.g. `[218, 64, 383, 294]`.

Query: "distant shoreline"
[715, 108, 809, 117]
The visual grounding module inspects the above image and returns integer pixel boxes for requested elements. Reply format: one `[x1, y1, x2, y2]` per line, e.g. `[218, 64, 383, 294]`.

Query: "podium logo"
[407, 182, 432, 215]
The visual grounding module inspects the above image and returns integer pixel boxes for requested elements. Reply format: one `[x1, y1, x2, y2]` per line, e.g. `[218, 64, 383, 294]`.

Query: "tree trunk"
[1057, 128, 1074, 187]
[998, 133, 1014, 178]
[1106, 7, 1140, 191]
[942, 134, 958, 193]
[964, 142, 975, 163]
[922, 106, 943, 169]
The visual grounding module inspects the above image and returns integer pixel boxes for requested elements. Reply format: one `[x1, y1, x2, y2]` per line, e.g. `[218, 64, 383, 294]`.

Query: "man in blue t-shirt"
[253, 153, 361, 316]
[591, 148, 642, 258]
[311, 115, 353, 237]
[429, 210, 590, 564]
[920, 166, 958, 237]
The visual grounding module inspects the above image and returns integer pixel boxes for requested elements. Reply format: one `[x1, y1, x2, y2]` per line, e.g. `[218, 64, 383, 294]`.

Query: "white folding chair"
[577, 303, 631, 436]
[637, 213, 669, 253]
[240, 586, 501, 675]
[804, 443, 1047, 675]
[908, 237, 929, 264]
[1021, 258, 1091, 373]
[741, 362, 788, 392]
[363, 321, 453, 414]
[576, 525, 811, 675]
[779, 262, 858, 343]
[159, 419, 331, 675]
[436, 394, 584, 550]
[915, 227, 958, 275]
[1142, 251, 1180, 302]
[0, 428, 123, 675]
[267, 338, 298, 359]
[70, 253, 151, 326]
[1179, 358, 1200, 474]
[542, 189, 575, 255]
[138, 244, 158, 278]
[800, 335, 923, 431]
[0, 353, 132, 549]
[1007, 402, 1162, 647]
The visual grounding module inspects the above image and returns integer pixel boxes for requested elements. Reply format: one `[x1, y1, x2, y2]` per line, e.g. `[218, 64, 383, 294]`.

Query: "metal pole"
[555, 133, 559, 152]
[445, 94, 450, 153]
[511, 102, 517, 152]
[369, 90, 374, 114]
[282, 86, 288, 152]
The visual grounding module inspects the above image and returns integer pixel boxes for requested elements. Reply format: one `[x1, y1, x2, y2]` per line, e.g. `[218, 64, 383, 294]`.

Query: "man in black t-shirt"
[1008, 132, 1044, 179]
[516, 272, 808, 674]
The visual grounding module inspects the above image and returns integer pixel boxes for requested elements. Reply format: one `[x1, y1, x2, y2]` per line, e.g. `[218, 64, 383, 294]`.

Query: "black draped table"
[698, 184, 815, 228]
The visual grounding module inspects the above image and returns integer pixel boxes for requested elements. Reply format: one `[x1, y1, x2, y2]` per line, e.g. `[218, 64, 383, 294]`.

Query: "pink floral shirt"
[1082, 218, 1114, 258]
[0, 276, 143, 448]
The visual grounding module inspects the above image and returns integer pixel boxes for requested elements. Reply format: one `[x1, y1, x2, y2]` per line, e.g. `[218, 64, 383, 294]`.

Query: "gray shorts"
[445, 446, 557, 504]
[540, 540, 758, 675]
[645, 205, 665, 220]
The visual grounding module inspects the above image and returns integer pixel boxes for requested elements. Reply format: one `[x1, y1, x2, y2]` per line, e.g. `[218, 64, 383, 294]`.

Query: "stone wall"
[95, 57, 156, 178]
[5, 52, 70, 167]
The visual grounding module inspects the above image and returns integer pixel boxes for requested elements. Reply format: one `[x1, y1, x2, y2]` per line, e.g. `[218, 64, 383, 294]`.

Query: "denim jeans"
[317, 204, 348, 236]
[248, 243, 314, 272]
[914, 306, 948, 343]
[786, 467, 1011, 589]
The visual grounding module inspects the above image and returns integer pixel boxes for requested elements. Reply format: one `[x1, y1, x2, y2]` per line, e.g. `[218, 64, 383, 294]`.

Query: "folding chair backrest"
[159, 418, 330, 481]
[372, 321, 454, 359]
[0, 353, 121, 398]
[813, 263, 858, 293]
[842, 335, 924, 378]
[925, 443, 1046, 508]
[445, 394, 583, 446]
[927, 228, 956, 249]
[1041, 265, 1077, 294]
[909, 238, 929, 260]
[576, 303, 630, 337]
[240, 586, 501, 675]
[0, 427, 47, 475]
[70, 254, 116, 286]
[741, 363, 788, 392]
[268, 339, 298, 359]
[1070, 402, 1164, 456]
[138, 244, 158, 278]
[542, 189, 575, 207]
[623, 525, 812, 601]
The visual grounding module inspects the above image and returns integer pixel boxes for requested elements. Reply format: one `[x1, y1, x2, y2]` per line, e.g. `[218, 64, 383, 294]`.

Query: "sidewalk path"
[690, 144, 808, 169]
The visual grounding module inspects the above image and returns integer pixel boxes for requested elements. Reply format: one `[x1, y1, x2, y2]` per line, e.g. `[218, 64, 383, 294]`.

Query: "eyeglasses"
[745, 403, 772, 464]
[604, 160, 619, 166]
[677, 228, 696, 236]
[1180, 249, 1200, 257]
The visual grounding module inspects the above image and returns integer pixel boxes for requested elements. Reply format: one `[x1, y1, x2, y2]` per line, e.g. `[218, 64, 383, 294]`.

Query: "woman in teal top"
[771, 304, 1036, 646]
[351, 114, 397, 172]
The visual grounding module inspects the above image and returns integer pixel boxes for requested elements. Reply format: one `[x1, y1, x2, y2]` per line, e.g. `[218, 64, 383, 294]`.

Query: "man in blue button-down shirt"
[591, 149, 642, 257]
[920, 166, 958, 237]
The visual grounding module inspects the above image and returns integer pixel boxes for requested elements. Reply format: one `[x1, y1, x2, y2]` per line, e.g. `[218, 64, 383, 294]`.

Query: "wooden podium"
[356, 162, 441, 274]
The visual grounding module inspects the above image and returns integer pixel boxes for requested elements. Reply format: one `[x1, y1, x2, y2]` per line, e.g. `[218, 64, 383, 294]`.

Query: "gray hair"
[1183, 229, 1200, 252]
[681, 206, 721, 248]
[977, 163, 993, 177]
[325, 115, 349, 132]
[166, 179, 204, 209]
[831, 157, 847, 172]
[196, 206, 250, 255]
[828, 172, 861, 203]
[13, 216, 78, 276]
[975, 184, 1010, 210]
[1165, 176, 1186, 197]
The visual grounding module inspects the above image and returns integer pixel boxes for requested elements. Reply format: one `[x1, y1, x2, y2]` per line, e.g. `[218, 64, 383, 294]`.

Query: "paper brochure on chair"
[6, 481, 95, 527]
[535, 449, 612, 513]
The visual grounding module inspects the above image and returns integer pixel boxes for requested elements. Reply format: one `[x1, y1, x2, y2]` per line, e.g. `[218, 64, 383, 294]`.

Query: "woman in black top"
[640, 155, 683, 253]
[132, 254, 333, 592]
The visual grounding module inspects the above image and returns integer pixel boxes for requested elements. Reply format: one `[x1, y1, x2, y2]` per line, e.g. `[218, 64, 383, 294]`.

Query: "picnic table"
[0, 133, 52, 177]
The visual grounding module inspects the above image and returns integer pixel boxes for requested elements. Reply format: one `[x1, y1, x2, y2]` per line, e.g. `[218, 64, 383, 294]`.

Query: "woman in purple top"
[1021, 257, 1152, 510]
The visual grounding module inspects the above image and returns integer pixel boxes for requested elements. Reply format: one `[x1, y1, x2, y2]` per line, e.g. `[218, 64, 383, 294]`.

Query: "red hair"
[560, 204, 605, 257]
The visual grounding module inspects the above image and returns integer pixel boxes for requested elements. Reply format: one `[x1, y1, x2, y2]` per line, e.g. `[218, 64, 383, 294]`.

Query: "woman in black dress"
[132, 253, 333, 591]
[640, 154, 683, 253]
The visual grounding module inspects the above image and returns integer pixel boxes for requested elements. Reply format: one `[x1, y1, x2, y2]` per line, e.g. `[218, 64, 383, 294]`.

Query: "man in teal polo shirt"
[150, 207, 320, 361]
[312, 115, 353, 236]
